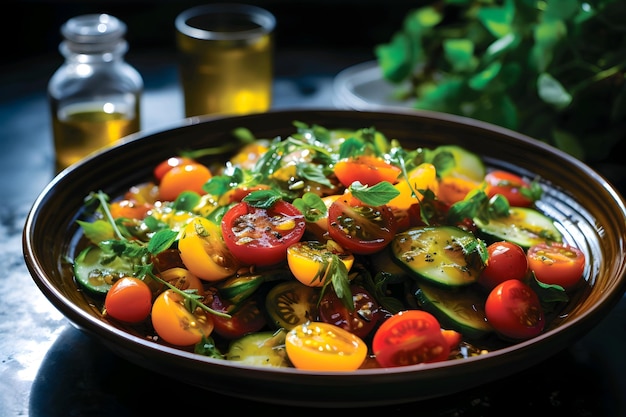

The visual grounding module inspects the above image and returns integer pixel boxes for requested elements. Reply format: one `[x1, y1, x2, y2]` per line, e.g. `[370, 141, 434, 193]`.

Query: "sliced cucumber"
[226, 329, 290, 367]
[415, 281, 493, 339]
[430, 145, 486, 181]
[391, 226, 483, 287]
[73, 245, 136, 296]
[369, 246, 411, 283]
[474, 207, 563, 249]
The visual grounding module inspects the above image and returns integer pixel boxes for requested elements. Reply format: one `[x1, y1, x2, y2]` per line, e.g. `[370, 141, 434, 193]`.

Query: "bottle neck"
[60, 39, 128, 64]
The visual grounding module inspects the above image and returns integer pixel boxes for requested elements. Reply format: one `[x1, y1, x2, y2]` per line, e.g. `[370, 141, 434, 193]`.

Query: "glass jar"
[48, 14, 143, 172]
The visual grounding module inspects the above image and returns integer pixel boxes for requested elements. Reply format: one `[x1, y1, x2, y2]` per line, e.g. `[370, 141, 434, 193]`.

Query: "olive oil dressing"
[48, 14, 143, 172]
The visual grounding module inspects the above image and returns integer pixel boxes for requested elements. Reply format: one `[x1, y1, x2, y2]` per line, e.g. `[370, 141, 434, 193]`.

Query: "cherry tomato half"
[478, 241, 529, 291]
[151, 289, 215, 346]
[158, 162, 212, 201]
[178, 217, 241, 281]
[285, 321, 368, 371]
[372, 310, 450, 368]
[104, 277, 152, 323]
[206, 289, 267, 340]
[318, 284, 381, 339]
[485, 170, 534, 207]
[387, 163, 439, 211]
[485, 279, 544, 340]
[265, 281, 320, 330]
[436, 176, 480, 206]
[158, 267, 205, 294]
[221, 200, 306, 267]
[327, 193, 398, 255]
[333, 155, 402, 188]
[527, 242, 585, 290]
[286, 240, 354, 287]
[109, 199, 153, 220]
[154, 156, 196, 182]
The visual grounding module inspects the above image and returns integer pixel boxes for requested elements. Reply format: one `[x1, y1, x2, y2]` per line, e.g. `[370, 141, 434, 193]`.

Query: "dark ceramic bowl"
[23, 109, 626, 407]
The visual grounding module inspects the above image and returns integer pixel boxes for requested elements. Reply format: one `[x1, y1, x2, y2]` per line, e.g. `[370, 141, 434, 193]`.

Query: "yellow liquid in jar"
[51, 102, 140, 171]
[177, 31, 273, 117]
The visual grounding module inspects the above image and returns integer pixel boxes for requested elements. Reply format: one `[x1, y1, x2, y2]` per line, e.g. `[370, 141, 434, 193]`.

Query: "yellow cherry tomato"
[151, 289, 214, 346]
[158, 267, 205, 294]
[178, 217, 240, 281]
[287, 240, 354, 287]
[230, 141, 269, 170]
[387, 163, 439, 210]
[285, 321, 367, 371]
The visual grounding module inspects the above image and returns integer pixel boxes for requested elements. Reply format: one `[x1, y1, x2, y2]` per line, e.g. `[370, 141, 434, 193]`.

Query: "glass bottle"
[48, 14, 143, 172]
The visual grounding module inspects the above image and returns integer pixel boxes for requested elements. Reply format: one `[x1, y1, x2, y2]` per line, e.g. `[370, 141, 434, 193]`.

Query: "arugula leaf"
[327, 257, 353, 312]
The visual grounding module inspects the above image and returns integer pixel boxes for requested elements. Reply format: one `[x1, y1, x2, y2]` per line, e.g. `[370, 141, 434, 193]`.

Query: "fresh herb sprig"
[78, 191, 230, 318]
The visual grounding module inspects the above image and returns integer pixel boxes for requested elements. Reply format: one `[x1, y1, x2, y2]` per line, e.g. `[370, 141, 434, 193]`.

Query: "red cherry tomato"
[441, 329, 462, 350]
[485, 170, 534, 207]
[154, 156, 196, 181]
[104, 277, 152, 323]
[485, 279, 544, 340]
[527, 242, 585, 290]
[437, 176, 480, 206]
[372, 310, 450, 368]
[333, 155, 402, 187]
[318, 284, 382, 339]
[478, 241, 529, 291]
[206, 290, 267, 340]
[158, 162, 212, 201]
[327, 193, 398, 255]
[221, 200, 306, 267]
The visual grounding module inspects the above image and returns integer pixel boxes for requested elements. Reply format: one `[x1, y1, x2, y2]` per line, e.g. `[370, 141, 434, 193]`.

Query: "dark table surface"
[2, 35, 626, 417]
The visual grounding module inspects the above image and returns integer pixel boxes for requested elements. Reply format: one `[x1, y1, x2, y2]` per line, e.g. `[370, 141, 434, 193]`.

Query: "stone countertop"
[2, 49, 626, 416]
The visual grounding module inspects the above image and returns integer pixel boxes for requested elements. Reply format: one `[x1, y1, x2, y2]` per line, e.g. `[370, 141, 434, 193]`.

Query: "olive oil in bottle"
[48, 14, 143, 172]
[50, 101, 140, 170]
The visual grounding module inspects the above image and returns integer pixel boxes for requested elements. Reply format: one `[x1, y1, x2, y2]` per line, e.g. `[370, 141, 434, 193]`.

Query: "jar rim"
[61, 14, 127, 44]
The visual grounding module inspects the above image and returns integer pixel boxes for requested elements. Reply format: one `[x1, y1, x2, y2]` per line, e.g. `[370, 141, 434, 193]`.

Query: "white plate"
[332, 60, 416, 110]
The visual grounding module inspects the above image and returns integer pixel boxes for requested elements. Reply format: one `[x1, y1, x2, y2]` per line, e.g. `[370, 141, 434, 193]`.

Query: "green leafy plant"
[375, 0, 626, 162]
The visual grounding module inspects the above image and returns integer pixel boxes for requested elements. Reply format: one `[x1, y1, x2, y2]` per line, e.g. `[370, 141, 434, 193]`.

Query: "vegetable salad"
[73, 122, 586, 371]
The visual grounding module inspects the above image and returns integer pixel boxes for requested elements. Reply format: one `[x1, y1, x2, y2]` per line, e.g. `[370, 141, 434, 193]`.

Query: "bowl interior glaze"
[23, 109, 626, 407]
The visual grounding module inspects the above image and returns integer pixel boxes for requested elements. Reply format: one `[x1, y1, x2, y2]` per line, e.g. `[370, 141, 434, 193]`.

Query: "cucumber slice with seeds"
[474, 207, 562, 248]
[73, 245, 136, 296]
[391, 226, 484, 287]
[415, 281, 493, 339]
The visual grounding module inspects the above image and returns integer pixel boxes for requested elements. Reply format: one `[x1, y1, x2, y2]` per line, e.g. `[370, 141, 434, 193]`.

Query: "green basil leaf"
[349, 181, 400, 206]
[243, 189, 282, 208]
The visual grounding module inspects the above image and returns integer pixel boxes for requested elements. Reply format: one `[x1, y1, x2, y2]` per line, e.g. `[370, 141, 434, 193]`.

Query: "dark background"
[3, 0, 417, 95]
